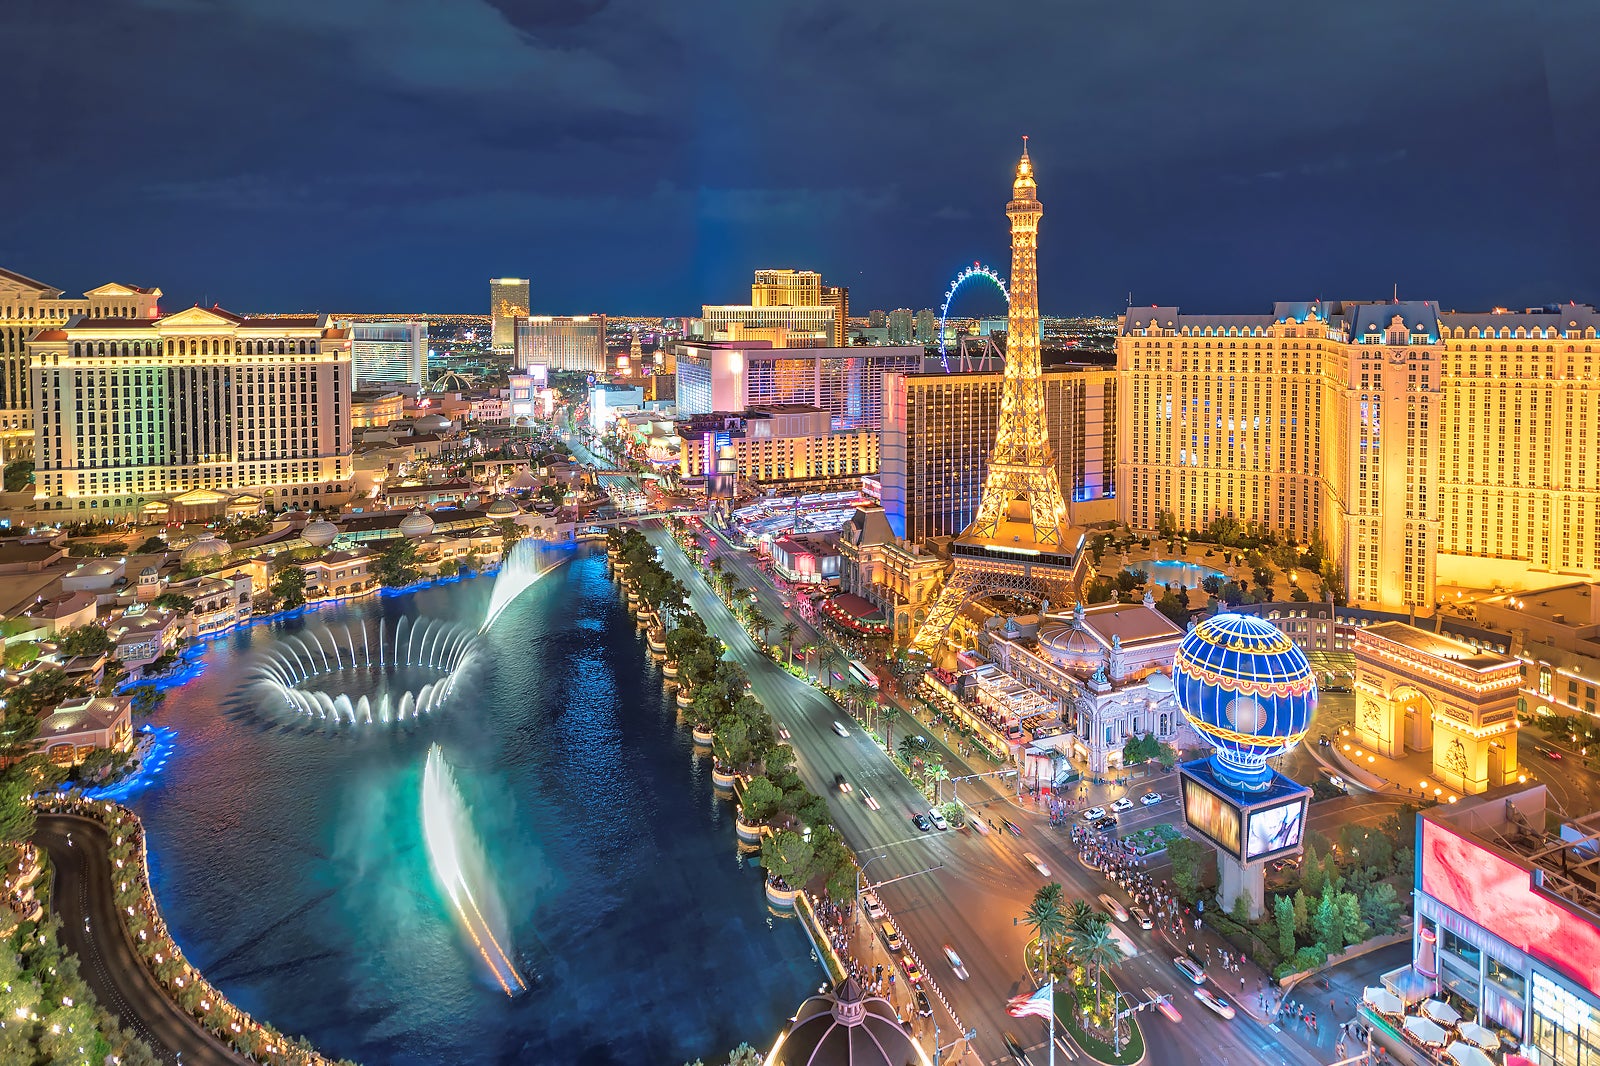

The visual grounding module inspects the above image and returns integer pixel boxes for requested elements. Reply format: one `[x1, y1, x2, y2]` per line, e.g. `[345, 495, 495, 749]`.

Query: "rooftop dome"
[302, 518, 340, 548]
[485, 496, 520, 519]
[180, 534, 230, 565]
[1173, 612, 1317, 791]
[1037, 602, 1104, 670]
[414, 413, 452, 432]
[139, 565, 159, 578]
[429, 371, 474, 392]
[398, 509, 435, 539]
[769, 977, 927, 1066]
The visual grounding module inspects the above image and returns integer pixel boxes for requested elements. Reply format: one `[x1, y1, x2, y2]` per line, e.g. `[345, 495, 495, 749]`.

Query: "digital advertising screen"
[1181, 775, 1241, 859]
[1246, 798, 1307, 860]
[1419, 819, 1600, 997]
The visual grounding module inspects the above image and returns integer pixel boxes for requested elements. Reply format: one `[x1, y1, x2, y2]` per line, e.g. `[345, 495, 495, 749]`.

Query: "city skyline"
[7, 7, 1600, 1066]
[4, 2, 1598, 315]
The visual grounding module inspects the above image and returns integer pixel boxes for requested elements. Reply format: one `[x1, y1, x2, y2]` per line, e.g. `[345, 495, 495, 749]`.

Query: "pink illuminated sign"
[1420, 819, 1600, 996]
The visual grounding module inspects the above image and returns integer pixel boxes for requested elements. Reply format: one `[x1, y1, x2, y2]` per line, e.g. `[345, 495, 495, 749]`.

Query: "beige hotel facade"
[27, 305, 354, 519]
[1, 267, 163, 465]
[1118, 300, 1600, 612]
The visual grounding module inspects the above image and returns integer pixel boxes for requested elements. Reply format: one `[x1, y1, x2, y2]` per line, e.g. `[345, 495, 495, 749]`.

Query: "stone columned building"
[987, 592, 1199, 774]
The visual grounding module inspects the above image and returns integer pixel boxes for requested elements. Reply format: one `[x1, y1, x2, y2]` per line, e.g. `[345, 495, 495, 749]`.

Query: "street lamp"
[855, 853, 891, 918]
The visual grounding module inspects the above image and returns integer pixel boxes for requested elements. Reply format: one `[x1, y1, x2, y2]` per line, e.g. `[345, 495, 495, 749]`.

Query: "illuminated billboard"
[1246, 798, 1307, 860]
[1420, 819, 1600, 997]
[1181, 776, 1241, 858]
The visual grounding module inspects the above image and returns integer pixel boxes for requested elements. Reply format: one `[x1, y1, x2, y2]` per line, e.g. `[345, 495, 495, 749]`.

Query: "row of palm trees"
[698, 538, 954, 804]
[1024, 883, 1127, 1018]
[707, 557, 780, 643]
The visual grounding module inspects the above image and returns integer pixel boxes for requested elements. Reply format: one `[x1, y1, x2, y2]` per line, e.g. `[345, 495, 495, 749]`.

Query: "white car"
[1131, 906, 1153, 930]
[861, 789, 881, 811]
[1098, 894, 1129, 923]
[1140, 791, 1162, 806]
[777, 723, 791, 740]
[832, 721, 851, 738]
[1174, 955, 1206, 984]
[1110, 797, 1134, 813]
[1082, 807, 1107, 821]
[1023, 851, 1052, 877]
[943, 945, 968, 980]
[861, 891, 886, 920]
[928, 808, 949, 831]
[1195, 989, 1236, 1020]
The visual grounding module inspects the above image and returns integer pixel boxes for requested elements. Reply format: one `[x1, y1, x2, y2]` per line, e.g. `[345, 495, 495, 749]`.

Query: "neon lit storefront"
[1412, 787, 1600, 1064]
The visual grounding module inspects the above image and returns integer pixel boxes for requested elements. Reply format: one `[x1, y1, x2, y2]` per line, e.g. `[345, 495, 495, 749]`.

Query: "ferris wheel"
[939, 263, 1009, 371]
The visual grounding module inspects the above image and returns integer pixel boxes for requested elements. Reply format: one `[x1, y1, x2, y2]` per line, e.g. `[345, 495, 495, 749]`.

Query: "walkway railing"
[34, 795, 351, 1066]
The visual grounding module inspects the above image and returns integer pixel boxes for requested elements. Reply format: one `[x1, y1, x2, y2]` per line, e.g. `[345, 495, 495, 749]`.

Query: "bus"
[848, 660, 879, 690]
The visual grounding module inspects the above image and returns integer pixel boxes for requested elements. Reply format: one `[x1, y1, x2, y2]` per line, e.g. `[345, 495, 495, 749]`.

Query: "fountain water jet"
[248, 618, 478, 728]
[482, 540, 572, 631]
[421, 744, 527, 996]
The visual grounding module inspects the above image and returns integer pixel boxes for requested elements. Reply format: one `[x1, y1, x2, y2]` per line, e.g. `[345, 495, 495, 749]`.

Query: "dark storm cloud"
[1, 0, 1596, 314]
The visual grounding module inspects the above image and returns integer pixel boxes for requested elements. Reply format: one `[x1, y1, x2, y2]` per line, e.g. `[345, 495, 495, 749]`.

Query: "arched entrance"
[1351, 622, 1522, 796]
[1394, 685, 1434, 752]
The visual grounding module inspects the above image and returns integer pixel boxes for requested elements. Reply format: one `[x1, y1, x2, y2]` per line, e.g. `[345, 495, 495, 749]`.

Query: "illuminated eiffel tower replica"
[913, 140, 1088, 658]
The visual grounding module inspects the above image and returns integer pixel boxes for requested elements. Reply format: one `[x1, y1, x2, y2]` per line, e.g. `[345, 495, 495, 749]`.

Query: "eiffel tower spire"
[964, 138, 1069, 549]
[912, 141, 1087, 657]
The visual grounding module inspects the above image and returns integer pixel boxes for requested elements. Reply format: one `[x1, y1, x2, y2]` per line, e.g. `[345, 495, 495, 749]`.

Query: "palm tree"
[1066, 898, 1100, 935]
[926, 761, 951, 803]
[880, 705, 902, 749]
[749, 608, 772, 643]
[1024, 884, 1068, 977]
[778, 621, 799, 658]
[1072, 923, 1127, 1014]
[897, 733, 926, 767]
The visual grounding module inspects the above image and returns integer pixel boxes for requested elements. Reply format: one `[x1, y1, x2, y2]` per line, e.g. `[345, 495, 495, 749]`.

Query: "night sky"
[4, 0, 1598, 316]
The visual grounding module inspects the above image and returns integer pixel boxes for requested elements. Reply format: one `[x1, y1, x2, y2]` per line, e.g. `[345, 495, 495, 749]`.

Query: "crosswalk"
[985, 1035, 1076, 1065]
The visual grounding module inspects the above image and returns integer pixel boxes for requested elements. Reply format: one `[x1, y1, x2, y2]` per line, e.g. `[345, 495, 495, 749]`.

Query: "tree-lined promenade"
[610, 528, 859, 901]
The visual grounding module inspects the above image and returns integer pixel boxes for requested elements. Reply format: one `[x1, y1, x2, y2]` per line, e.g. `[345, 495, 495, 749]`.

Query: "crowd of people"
[806, 894, 917, 1027]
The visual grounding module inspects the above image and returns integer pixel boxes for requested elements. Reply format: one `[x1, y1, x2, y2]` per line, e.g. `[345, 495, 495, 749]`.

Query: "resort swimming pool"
[1142, 558, 1226, 589]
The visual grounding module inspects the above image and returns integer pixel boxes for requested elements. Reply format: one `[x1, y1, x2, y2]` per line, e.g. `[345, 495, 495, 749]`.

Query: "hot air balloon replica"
[1173, 612, 1317, 918]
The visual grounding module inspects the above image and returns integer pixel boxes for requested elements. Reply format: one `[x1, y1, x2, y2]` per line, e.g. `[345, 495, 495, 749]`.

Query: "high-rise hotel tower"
[489, 278, 530, 350]
[0, 267, 162, 465]
[28, 306, 353, 518]
[1118, 300, 1600, 611]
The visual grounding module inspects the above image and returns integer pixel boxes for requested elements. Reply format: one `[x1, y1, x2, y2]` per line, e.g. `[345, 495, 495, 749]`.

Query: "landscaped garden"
[612, 528, 857, 902]
[1021, 883, 1143, 1065]
[1162, 805, 1417, 979]
[1121, 822, 1181, 856]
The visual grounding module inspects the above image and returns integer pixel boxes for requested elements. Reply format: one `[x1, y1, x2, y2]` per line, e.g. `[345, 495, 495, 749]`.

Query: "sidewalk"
[808, 894, 978, 1061]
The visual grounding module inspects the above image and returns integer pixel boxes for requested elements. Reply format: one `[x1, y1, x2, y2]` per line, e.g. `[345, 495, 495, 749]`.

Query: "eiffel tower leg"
[912, 575, 975, 657]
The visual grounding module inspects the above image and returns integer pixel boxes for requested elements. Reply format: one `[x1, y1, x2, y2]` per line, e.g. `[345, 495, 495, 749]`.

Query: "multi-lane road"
[645, 522, 1332, 1066]
[34, 815, 245, 1066]
[573, 442, 1365, 1064]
